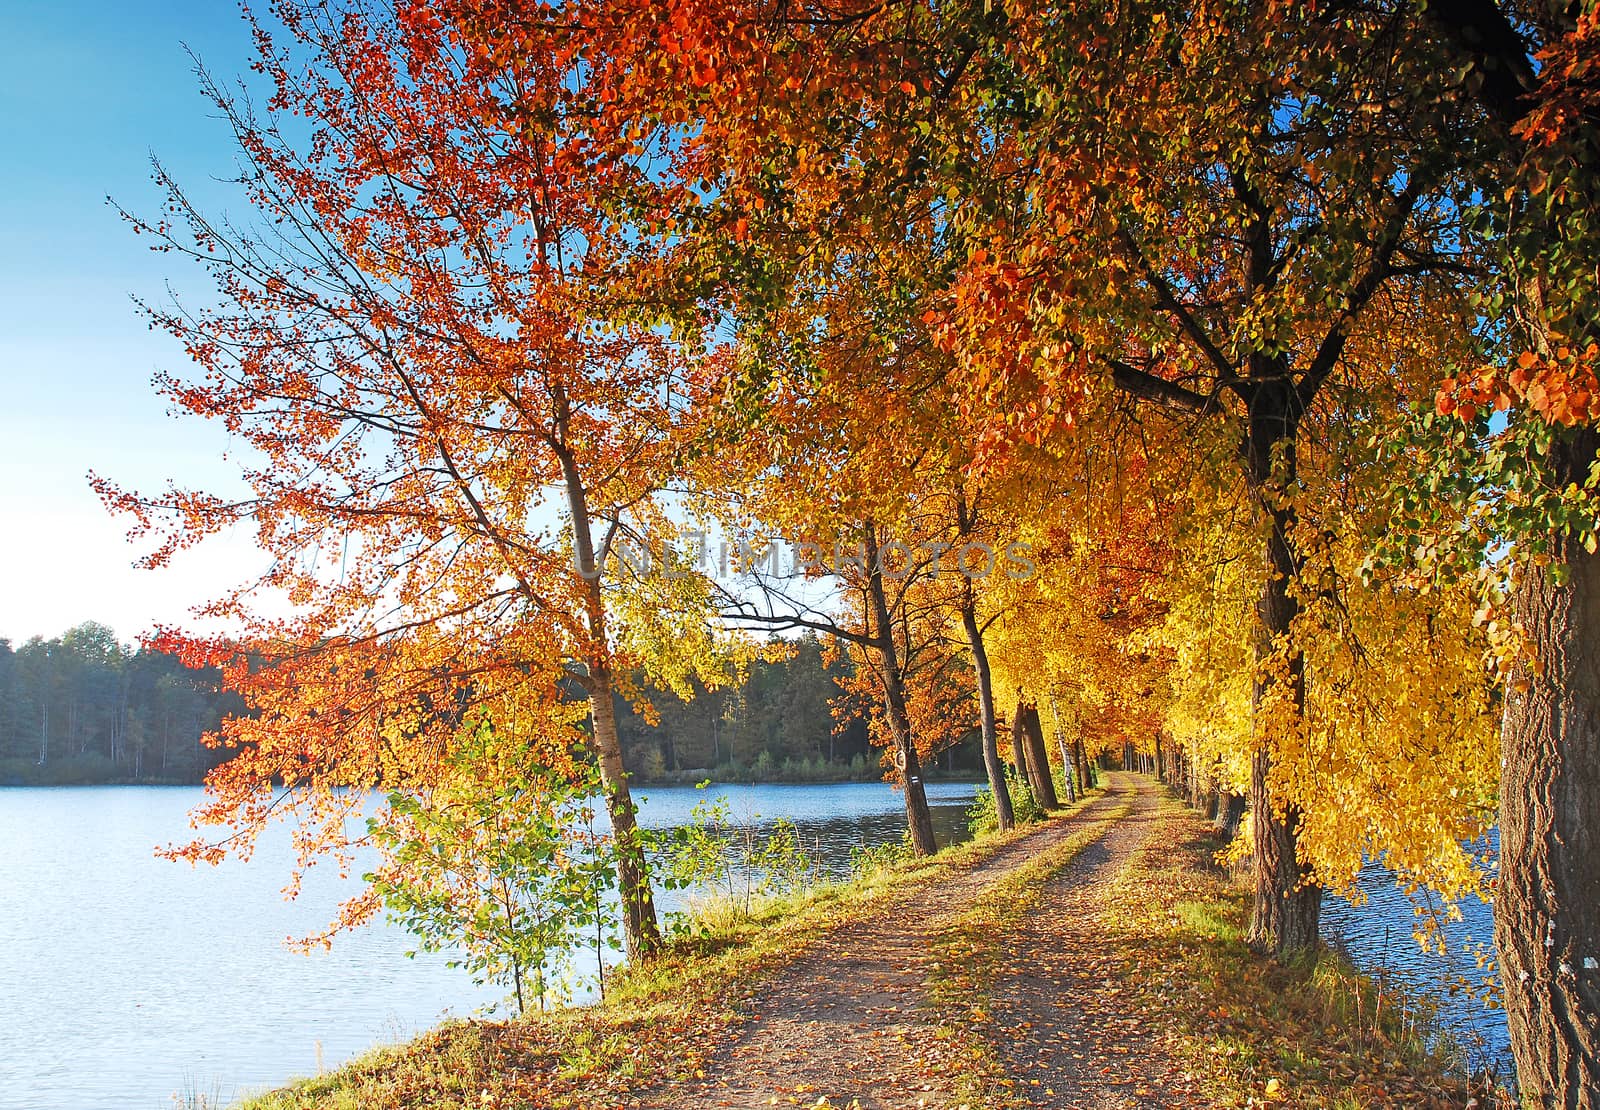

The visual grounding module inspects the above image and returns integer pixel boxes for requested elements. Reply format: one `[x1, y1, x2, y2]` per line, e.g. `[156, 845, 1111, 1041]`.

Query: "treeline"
[621, 634, 981, 782]
[0, 626, 981, 787]
[0, 622, 237, 785]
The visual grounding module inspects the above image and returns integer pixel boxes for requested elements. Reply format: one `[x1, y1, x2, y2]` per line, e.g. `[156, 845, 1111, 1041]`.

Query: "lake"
[1322, 842, 1512, 1082]
[0, 781, 978, 1110]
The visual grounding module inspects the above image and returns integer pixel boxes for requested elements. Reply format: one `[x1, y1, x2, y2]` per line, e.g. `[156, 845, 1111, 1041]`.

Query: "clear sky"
[0, 1, 273, 646]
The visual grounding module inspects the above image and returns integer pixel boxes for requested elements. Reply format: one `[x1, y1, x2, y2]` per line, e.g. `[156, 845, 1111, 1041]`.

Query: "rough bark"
[960, 586, 1014, 830]
[1420, 11, 1600, 1101]
[1011, 703, 1048, 807]
[1243, 377, 1322, 959]
[1247, 745, 1321, 956]
[1497, 443, 1600, 1106]
[1215, 790, 1245, 838]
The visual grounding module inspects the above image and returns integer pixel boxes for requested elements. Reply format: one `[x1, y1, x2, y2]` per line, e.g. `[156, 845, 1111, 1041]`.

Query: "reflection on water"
[0, 780, 976, 1110]
[1321, 838, 1510, 1081]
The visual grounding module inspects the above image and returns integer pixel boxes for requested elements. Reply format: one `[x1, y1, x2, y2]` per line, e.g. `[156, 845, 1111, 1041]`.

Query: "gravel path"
[986, 777, 1207, 1108]
[642, 775, 1183, 1110]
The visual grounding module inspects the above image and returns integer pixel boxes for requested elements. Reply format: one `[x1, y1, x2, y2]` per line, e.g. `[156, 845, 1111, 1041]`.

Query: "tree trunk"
[1244, 379, 1321, 959]
[1247, 745, 1321, 955]
[1215, 790, 1245, 836]
[1497, 460, 1600, 1104]
[960, 590, 1014, 830]
[864, 525, 938, 855]
[1054, 721, 1077, 803]
[558, 428, 660, 959]
[589, 670, 661, 960]
[1414, 11, 1600, 1096]
[1018, 700, 1059, 809]
[1012, 708, 1042, 802]
[1010, 709, 1029, 780]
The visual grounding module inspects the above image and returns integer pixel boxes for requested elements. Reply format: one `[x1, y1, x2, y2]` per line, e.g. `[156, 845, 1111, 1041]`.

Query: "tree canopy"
[104, 0, 1600, 1098]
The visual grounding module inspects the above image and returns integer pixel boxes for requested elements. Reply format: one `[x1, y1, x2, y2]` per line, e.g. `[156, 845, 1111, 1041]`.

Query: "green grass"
[1099, 791, 1489, 1108]
[1172, 897, 1236, 941]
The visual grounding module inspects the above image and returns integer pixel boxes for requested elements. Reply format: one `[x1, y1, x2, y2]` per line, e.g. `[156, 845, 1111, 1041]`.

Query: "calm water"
[1322, 843, 1512, 1080]
[0, 781, 977, 1110]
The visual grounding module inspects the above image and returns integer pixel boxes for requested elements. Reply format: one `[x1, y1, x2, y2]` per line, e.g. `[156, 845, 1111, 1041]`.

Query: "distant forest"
[0, 626, 983, 787]
[0, 622, 238, 785]
[616, 634, 981, 783]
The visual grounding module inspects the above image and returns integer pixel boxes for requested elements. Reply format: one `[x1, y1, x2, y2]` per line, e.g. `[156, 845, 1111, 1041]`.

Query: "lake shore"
[232, 775, 1485, 1110]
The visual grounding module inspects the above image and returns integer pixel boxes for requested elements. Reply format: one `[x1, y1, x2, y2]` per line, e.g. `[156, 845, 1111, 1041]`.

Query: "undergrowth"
[1103, 792, 1497, 1108]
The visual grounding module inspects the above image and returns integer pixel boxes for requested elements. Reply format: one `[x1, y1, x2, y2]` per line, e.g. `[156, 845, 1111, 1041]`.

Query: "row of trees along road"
[94, 0, 1598, 1101]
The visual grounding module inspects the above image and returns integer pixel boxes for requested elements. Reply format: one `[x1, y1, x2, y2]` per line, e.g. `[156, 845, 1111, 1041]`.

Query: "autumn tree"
[908, 0, 1490, 959]
[1369, 4, 1600, 1099]
[97, 0, 739, 958]
[946, 482, 1020, 828]
[446, 0, 1513, 978]
[484, 0, 1489, 956]
[713, 494, 954, 854]
[979, 447, 1180, 794]
[675, 121, 987, 854]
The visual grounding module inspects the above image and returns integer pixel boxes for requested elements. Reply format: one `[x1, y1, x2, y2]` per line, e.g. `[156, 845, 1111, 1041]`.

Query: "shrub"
[849, 832, 913, 878]
[967, 770, 1042, 835]
[654, 787, 824, 931]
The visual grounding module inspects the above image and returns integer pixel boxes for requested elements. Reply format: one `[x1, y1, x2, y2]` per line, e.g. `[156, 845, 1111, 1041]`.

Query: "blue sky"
[0, 2, 270, 645]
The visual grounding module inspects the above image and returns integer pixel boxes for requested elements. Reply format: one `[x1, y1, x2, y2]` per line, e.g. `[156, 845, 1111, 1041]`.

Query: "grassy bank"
[232, 802, 1078, 1110]
[231, 785, 1484, 1110]
[1063, 792, 1484, 1108]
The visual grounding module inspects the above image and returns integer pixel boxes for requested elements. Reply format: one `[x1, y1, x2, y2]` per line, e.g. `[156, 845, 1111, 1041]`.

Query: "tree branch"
[1107, 358, 1217, 414]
